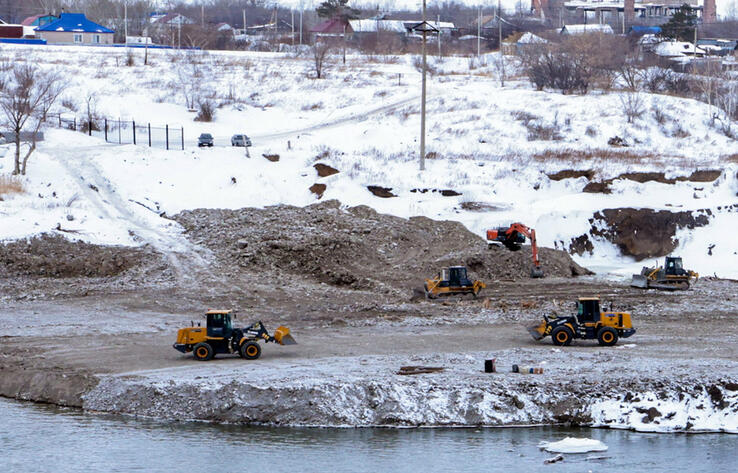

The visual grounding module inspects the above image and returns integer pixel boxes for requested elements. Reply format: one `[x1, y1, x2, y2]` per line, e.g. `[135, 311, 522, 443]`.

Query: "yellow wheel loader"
[173, 310, 296, 361]
[528, 297, 636, 347]
[424, 266, 486, 299]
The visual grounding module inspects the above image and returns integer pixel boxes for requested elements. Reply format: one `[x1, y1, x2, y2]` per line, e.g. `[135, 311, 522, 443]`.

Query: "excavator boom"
[487, 222, 544, 278]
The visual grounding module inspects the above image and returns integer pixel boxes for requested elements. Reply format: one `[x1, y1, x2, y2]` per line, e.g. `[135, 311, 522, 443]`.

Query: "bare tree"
[692, 61, 723, 125]
[312, 41, 331, 79]
[715, 80, 738, 138]
[620, 91, 645, 124]
[0, 64, 64, 175]
[174, 55, 203, 109]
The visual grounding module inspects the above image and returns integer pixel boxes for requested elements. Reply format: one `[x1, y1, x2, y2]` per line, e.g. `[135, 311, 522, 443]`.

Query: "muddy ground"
[0, 203, 736, 429]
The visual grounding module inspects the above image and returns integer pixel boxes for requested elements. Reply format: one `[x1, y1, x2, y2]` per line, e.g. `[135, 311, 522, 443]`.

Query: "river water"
[2, 398, 734, 473]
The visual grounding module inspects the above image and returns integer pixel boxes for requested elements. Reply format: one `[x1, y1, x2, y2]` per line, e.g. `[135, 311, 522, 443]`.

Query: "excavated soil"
[569, 208, 714, 260]
[173, 200, 590, 293]
[0, 235, 159, 278]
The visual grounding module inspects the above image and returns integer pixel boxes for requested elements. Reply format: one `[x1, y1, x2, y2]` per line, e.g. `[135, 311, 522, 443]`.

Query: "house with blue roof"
[36, 13, 114, 45]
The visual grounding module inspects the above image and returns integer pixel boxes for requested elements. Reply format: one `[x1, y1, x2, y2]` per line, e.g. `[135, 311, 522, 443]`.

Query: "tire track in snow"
[49, 144, 213, 287]
[251, 93, 433, 142]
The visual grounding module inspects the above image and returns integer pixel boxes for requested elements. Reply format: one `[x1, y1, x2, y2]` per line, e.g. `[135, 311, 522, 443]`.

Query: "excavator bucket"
[273, 326, 297, 345]
[630, 274, 649, 289]
[527, 320, 547, 341]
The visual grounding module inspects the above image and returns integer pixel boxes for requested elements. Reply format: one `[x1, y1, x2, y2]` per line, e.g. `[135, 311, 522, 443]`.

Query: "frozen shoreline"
[82, 349, 738, 433]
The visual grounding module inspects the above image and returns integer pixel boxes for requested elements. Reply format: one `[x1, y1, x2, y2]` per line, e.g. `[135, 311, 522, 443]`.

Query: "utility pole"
[498, 0, 502, 53]
[201, 5, 204, 28]
[291, 10, 295, 45]
[477, 8, 481, 57]
[243, 9, 246, 33]
[420, 0, 428, 172]
[437, 14, 441, 57]
[299, 6, 303, 45]
[124, 2, 128, 39]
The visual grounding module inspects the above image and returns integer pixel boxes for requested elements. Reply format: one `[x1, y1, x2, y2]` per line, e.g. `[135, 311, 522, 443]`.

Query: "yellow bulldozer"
[528, 297, 636, 347]
[173, 309, 296, 361]
[631, 256, 698, 291]
[424, 266, 486, 299]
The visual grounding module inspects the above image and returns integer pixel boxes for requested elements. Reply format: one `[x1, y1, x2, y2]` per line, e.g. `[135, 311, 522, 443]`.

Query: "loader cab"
[576, 298, 601, 323]
[664, 257, 684, 276]
[442, 266, 471, 287]
[206, 310, 233, 338]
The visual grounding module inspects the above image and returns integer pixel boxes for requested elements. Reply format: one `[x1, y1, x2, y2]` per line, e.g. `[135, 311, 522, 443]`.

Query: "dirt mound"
[0, 234, 157, 278]
[174, 200, 590, 291]
[575, 208, 711, 260]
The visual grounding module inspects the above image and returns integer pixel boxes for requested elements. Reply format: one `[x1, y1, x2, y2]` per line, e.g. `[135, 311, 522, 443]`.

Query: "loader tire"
[240, 341, 261, 360]
[597, 327, 618, 347]
[551, 326, 573, 346]
[193, 342, 214, 361]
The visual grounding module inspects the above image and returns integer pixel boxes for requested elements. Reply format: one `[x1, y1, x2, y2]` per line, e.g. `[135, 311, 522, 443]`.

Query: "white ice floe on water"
[539, 437, 608, 454]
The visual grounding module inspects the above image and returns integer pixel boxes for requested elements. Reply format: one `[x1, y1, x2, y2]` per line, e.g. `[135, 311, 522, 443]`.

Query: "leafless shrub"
[526, 120, 562, 141]
[620, 92, 645, 123]
[412, 55, 438, 76]
[664, 72, 691, 96]
[312, 41, 331, 79]
[0, 174, 25, 196]
[125, 49, 135, 67]
[643, 68, 669, 93]
[61, 97, 77, 111]
[585, 125, 598, 137]
[195, 98, 216, 122]
[651, 100, 668, 125]
[512, 110, 538, 125]
[671, 123, 690, 138]
[533, 148, 656, 162]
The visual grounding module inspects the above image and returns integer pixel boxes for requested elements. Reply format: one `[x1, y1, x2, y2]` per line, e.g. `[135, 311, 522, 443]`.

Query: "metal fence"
[52, 114, 185, 150]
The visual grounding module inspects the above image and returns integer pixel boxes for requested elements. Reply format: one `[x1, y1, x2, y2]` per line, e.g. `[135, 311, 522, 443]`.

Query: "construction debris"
[397, 366, 445, 375]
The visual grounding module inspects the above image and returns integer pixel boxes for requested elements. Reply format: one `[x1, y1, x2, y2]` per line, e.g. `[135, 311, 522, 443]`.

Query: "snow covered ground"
[0, 44, 736, 278]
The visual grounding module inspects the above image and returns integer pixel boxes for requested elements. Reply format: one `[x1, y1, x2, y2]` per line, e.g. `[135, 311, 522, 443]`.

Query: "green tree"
[316, 0, 359, 20]
[659, 4, 698, 42]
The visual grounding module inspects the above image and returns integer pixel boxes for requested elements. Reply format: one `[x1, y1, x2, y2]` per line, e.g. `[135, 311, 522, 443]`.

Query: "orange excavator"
[486, 222, 544, 278]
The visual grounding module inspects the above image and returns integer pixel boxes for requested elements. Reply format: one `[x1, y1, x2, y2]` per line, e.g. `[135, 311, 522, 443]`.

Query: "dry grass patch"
[724, 153, 738, 163]
[532, 148, 658, 162]
[0, 174, 25, 197]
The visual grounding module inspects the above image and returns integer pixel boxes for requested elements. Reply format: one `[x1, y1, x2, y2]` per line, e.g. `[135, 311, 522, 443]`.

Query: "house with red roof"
[21, 14, 58, 29]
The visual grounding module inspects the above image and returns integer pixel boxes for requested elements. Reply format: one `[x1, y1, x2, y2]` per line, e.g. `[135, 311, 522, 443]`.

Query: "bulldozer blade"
[527, 325, 545, 341]
[274, 326, 297, 345]
[630, 275, 648, 289]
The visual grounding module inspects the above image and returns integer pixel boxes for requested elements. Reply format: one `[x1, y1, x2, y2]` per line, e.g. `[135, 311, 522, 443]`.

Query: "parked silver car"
[231, 134, 252, 147]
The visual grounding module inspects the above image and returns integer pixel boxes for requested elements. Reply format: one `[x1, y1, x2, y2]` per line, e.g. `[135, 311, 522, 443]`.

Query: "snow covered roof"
[517, 32, 548, 44]
[653, 41, 706, 57]
[152, 13, 194, 26]
[561, 24, 614, 35]
[37, 13, 113, 34]
[348, 20, 407, 33]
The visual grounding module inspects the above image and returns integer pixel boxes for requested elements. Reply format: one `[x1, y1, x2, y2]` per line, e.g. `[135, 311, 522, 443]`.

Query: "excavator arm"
[486, 222, 544, 278]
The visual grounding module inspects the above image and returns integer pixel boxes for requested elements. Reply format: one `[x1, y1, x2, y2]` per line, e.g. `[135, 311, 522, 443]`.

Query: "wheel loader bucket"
[273, 326, 297, 345]
[630, 274, 649, 289]
[527, 320, 546, 341]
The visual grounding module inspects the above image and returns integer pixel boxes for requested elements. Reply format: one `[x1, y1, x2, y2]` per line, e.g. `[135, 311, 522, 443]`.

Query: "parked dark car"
[231, 134, 252, 147]
[198, 133, 214, 147]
